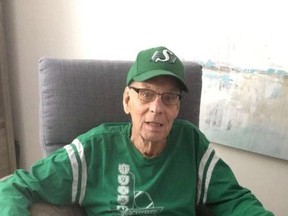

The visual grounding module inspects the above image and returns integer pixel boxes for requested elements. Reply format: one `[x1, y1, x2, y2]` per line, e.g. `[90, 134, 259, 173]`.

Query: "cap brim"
[132, 69, 188, 92]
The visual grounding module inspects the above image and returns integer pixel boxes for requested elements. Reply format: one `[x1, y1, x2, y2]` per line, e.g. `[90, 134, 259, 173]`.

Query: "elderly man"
[0, 46, 274, 215]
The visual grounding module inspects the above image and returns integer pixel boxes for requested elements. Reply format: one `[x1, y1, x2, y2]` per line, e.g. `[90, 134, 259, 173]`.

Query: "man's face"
[123, 76, 181, 144]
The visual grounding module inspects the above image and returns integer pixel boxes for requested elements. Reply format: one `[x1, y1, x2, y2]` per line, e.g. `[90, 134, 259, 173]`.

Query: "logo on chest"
[114, 163, 163, 215]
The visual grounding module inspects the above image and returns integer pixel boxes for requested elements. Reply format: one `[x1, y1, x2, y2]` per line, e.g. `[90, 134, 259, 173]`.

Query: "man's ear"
[122, 87, 130, 114]
[174, 102, 180, 119]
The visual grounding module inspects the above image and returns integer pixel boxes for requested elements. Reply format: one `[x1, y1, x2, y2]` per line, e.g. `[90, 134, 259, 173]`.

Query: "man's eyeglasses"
[129, 86, 181, 106]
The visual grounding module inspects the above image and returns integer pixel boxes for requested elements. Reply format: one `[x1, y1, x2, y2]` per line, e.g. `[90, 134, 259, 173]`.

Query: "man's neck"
[131, 136, 167, 158]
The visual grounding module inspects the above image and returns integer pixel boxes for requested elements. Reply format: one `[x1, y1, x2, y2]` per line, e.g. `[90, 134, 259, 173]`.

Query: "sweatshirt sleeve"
[196, 144, 274, 215]
[190, 123, 275, 216]
[0, 147, 74, 216]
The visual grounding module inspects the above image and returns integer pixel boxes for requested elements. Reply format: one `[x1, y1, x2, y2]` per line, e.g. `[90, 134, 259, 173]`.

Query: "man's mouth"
[146, 122, 163, 127]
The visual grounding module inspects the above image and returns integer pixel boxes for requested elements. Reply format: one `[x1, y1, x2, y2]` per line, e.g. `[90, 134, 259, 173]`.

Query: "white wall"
[3, 1, 288, 215]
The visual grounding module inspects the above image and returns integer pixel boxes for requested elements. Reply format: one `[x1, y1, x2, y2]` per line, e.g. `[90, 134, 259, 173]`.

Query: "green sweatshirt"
[0, 120, 274, 215]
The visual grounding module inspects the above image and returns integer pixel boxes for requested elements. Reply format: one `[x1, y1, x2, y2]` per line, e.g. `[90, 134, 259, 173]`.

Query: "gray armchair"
[31, 58, 203, 215]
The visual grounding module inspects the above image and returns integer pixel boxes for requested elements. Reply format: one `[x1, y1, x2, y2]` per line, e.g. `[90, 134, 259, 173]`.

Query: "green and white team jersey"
[0, 120, 274, 216]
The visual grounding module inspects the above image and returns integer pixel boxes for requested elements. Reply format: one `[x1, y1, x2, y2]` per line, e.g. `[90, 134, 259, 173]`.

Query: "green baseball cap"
[126, 46, 188, 92]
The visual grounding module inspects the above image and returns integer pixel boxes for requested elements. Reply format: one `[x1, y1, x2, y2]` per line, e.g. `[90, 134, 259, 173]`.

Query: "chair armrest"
[30, 202, 86, 216]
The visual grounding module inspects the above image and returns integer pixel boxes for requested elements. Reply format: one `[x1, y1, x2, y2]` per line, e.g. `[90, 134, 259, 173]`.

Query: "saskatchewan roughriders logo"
[115, 163, 163, 215]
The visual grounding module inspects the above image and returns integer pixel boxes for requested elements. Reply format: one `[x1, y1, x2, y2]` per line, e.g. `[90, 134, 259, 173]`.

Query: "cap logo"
[151, 49, 177, 63]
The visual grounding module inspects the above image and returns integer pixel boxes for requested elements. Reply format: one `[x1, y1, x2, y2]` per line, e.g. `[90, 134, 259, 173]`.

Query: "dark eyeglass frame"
[129, 86, 182, 106]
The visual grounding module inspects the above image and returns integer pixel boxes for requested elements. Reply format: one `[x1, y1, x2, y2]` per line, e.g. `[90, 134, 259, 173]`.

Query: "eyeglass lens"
[130, 87, 180, 105]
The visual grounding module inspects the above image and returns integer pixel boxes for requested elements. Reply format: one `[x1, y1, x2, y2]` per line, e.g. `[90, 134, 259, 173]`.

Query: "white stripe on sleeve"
[64, 144, 79, 203]
[203, 154, 219, 203]
[197, 145, 214, 204]
[72, 139, 87, 204]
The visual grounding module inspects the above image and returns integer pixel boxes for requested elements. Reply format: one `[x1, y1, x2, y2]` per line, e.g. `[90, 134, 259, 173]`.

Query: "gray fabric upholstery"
[35, 58, 202, 216]
[39, 58, 202, 155]
[30, 202, 86, 216]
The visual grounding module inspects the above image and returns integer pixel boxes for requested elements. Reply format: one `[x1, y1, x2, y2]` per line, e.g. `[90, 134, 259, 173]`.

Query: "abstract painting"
[199, 65, 288, 160]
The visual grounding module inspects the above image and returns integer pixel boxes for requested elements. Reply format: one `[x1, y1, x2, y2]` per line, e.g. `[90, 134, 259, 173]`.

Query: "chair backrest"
[38, 58, 202, 156]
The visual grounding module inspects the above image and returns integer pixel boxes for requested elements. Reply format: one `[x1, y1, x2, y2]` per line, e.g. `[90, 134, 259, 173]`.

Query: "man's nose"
[149, 95, 164, 114]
